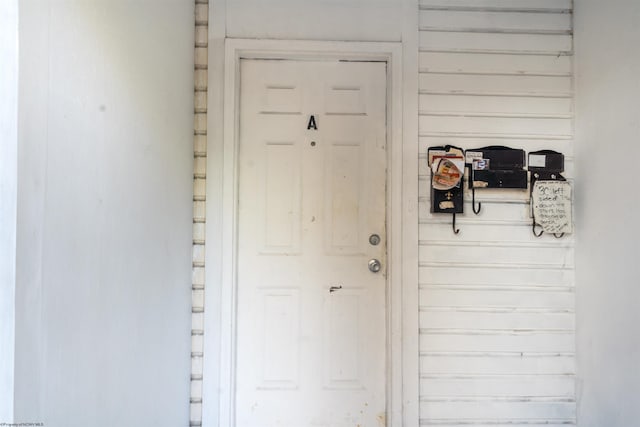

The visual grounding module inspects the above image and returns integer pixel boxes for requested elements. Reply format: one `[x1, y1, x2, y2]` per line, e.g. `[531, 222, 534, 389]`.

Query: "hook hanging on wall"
[471, 187, 482, 215]
[532, 220, 544, 238]
[532, 220, 566, 239]
[452, 212, 460, 235]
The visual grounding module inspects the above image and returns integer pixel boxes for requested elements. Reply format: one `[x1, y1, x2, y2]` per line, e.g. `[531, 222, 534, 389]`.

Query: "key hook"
[532, 221, 544, 238]
[452, 212, 460, 235]
[471, 188, 482, 215]
[533, 221, 566, 239]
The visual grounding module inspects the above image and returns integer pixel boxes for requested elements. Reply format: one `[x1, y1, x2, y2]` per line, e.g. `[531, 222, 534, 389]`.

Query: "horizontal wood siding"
[418, 0, 575, 425]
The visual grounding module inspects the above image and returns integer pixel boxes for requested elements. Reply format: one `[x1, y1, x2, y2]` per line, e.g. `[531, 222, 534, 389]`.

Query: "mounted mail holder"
[465, 146, 528, 214]
[528, 150, 572, 238]
[428, 145, 465, 234]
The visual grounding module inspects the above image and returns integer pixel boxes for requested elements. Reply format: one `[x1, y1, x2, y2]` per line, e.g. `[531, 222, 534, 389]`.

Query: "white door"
[236, 59, 387, 427]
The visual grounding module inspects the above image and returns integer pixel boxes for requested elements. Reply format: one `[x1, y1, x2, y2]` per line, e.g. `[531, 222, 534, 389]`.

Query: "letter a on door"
[307, 115, 318, 130]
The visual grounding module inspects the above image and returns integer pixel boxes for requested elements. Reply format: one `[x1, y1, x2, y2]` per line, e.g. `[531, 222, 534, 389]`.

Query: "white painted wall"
[0, 0, 18, 422]
[574, 1, 640, 425]
[226, 0, 403, 42]
[14, 1, 194, 426]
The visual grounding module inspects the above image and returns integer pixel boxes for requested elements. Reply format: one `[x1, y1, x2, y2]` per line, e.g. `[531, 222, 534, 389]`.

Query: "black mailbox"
[528, 149, 565, 176]
[466, 146, 528, 189]
[528, 149, 567, 200]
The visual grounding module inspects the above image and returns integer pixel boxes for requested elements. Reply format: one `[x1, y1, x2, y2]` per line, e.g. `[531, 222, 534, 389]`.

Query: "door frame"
[203, 38, 419, 427]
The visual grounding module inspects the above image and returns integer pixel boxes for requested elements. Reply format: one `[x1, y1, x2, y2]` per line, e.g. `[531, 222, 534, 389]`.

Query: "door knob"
[368, 259, 382, 273]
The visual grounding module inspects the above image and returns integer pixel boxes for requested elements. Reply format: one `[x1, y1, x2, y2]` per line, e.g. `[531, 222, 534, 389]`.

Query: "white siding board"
[419, 401, 575, 422]
[421, 354, 575, 375]
[421, 423, 573, 427]
[418, 2, 575, 425]
[420, 131, 572, 140]
[419, 0, 572, 11]
[419, 310, 574, 331]
[420, 10, 571, 33]
[420, 375, 574, 397]
[420, 266, 574, 287]
[419, 74, 571, 96]
[419, 31, 572, 54]
[419, 332, 574, 353]
[420, 94, 572, 116]
[420, 52, 572, 75]
[419, 244, 573, 267]
[419, 115, 572, 137]
[419, 288, 574, 309]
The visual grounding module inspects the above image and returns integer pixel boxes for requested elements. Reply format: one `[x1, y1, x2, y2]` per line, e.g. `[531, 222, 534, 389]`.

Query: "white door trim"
[203, 38, 419, 427]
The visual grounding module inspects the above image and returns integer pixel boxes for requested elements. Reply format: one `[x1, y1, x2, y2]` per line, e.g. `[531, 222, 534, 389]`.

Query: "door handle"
[368, 259, 382, 273]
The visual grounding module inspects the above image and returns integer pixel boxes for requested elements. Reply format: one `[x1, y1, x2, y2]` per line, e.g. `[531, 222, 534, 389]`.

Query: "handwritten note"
[532, 181, 572, 234]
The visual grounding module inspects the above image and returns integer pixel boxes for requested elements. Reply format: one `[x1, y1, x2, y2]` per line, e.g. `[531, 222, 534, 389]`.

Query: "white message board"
[532, 180, 572, 234]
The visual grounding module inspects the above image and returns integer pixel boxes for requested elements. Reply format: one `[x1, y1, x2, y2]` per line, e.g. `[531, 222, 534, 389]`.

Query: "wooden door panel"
[236, 59, 387, 427]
